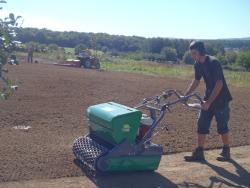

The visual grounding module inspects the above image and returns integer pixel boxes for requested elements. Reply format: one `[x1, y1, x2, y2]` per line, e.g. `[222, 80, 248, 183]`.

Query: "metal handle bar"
[135, 90, 203, 149]
[138, 93, 202, 142]
[135, 90, 203, 112]
[182, 93, 203, 110]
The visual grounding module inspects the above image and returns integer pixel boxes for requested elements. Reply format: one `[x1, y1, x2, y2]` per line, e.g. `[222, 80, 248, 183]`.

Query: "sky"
[1, 0, 250, 39]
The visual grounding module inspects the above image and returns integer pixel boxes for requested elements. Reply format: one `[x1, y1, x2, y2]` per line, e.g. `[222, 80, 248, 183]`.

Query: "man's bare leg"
[221, 132, 229, 146]
[198, 134, 206, 148]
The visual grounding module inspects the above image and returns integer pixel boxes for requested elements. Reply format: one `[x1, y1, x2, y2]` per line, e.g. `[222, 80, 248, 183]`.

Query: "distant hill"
[15, 27, 250, 59]
[220, 37, 250, 40]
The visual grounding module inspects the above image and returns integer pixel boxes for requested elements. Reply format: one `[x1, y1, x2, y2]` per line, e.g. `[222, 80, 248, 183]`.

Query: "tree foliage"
[0, 0, 21, 99]
[74, 44, 87, 54]
[0, 1, 21, 64]
[161, 47, 177, 61]
[236, 50, 250, 70]
[12, 25, 250, 67]
[182, 51, 194, 64]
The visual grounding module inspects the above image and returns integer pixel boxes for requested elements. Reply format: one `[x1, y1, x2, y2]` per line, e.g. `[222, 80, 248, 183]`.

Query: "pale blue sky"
[2, 0, 250, 39]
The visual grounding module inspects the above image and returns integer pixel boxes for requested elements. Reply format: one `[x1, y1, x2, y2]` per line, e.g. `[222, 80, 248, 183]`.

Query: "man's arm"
[184, 79, 200, 96]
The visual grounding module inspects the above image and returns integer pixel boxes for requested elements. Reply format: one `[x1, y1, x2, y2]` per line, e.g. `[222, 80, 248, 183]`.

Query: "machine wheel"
[83, 60, 91, 68]
[96, 157, 109, 173]
[95, 62, 100, 69]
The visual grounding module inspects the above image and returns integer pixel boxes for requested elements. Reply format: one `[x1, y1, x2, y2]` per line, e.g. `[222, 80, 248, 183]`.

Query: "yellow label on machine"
[122, 124, 131, 132]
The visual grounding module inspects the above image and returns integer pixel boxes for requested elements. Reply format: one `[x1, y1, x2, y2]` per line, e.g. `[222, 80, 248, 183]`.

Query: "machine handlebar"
[135, 90, 203, 148]
[135, 89, 203, 111]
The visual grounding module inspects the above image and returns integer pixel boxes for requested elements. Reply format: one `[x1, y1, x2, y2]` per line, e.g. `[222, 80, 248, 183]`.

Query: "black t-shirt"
[194, 55, 232, 110]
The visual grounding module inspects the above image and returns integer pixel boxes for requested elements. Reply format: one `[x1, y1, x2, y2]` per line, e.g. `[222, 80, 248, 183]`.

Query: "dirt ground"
[0, 60, 250, 182]
[1, 146, 250, 188]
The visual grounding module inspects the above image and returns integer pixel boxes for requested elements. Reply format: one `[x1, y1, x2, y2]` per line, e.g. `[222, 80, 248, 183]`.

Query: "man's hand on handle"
[201, 100, 211, 111]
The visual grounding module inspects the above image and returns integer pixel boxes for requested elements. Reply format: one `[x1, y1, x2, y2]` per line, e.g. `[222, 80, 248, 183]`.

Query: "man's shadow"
[204, 159, 250, 187]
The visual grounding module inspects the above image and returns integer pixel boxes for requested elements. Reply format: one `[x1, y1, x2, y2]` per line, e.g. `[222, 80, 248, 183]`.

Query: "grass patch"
[65, 47, 75, 54]
[225, 71, 250, 88]
[16, 52, 250, 88]
[102, 58, 250, 88]
[102, 58, 193, 78]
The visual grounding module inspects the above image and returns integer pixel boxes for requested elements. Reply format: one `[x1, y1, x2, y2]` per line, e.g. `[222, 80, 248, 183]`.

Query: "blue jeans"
[197, 103, 230, 134]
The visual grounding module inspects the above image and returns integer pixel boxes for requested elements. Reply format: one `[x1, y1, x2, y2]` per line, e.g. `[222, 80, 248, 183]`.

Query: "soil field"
[0, 60, 250, 182]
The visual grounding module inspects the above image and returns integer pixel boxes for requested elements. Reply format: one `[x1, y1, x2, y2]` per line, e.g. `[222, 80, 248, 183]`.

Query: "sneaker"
[217, 146, 231, 161]
[184, 147, 205, 162]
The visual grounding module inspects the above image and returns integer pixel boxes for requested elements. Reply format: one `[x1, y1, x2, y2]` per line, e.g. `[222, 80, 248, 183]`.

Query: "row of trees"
[182, 48, 250, 70]
[14, 27, 250, 70]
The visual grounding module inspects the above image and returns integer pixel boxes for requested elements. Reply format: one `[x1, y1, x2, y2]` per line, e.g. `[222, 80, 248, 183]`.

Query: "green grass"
[225, 71, 250, 88]
[101, 58, 250, 88]
[64, 47, 75, 54]
[16, 51, 250, 88]
[102, 58, 193, 77]
[34, 51, 66, 60]
[17, 49, 75, 61]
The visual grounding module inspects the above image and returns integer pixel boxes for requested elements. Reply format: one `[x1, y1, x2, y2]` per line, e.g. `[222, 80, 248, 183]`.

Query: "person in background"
[27, 47, 34, 63]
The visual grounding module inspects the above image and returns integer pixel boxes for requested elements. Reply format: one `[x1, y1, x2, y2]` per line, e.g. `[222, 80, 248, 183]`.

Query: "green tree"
[236, 50, 250, 71]
[1, 6, 21, 63]
[1, 1, 21, 63]
[14, 27, 250, 55]
[48, 43, 58, 51]
[74, 44, 87, 54]
[205, 43, 217, 56]
[216, 50, 237, 65]
[0, 0, 21, 99]
[205, 41, 225, 56]
[35, 31, 46, 44]
[26, 41, 39, 51]
[38, 43, 47, 52]
[182, 51, 194, 64]
[216, 53, 227, 65]
[161, 47, 177, 61]
[145, 38, 164, 53]
[225, 50, 237, 64]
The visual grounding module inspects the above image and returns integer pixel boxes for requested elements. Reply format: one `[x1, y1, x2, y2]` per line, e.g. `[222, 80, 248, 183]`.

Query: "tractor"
[77, 50, 100, 69]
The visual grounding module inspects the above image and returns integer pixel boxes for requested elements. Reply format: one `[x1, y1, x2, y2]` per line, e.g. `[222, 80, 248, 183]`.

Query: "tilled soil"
[0, 61, 249, 182]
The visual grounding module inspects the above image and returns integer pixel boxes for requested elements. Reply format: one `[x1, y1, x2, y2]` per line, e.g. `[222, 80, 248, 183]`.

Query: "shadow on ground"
[92, 171, 178, 188]
[205, 159, 250, 188]
[73, 156, 250, 188]
[74, 158, 178, 188]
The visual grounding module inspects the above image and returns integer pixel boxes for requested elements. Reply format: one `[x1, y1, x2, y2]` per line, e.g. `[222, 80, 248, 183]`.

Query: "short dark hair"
[189, 41, 206, 55]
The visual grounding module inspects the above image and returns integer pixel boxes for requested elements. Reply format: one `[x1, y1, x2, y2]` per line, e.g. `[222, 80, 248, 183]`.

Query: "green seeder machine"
[72, 89, 202, 176]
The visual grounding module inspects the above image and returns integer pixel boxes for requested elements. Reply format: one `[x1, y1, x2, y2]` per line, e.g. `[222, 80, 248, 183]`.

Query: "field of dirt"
[0, 60, 250, 182]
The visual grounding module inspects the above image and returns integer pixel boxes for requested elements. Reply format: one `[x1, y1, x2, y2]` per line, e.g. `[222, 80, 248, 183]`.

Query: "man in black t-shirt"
[184, 41, 232, 162]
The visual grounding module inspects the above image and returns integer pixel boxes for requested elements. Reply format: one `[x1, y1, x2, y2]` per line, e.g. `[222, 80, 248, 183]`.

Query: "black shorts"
[197, 103, 230, 134]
